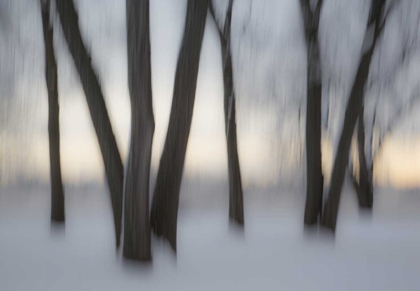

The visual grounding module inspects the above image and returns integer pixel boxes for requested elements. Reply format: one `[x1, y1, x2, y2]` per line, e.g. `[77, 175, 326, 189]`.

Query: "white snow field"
[1, 183, 420, 291]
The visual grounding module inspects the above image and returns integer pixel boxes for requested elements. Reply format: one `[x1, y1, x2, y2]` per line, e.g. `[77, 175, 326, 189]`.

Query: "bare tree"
[150, 0, 209, 251]
[40, 0, 65, 222]
[300, 0, 325, 225]
[209, 0, 244, 226]
[56, 0, 124, 247]
[350, 88, 420, 205]
[349, 0, 420, 209]
[321, 0, 396, 231]
[123, 0, 154, 261]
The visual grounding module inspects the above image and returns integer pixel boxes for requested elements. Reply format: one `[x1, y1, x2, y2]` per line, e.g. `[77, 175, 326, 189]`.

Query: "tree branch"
[378, 0, 399, 33]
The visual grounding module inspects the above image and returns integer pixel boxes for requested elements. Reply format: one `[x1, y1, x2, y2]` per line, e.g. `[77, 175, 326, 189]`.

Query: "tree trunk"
[56, 0, 124, 247]
[209, 0, 244, 226]
[123, 0, 154, 261]
[355, 109, 373, 208]
[41, 0, 65, 222]
[225, 72, 244, 226]
[150, 0, 209, 251]
[321, 0, 389, 230]
[304, 81, 323, 225]
[321, 48, 375, 231]
[300, 0, 324, 225]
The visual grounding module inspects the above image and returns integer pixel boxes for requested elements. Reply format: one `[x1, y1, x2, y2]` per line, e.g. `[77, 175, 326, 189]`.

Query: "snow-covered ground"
[1, 183, 420, 290]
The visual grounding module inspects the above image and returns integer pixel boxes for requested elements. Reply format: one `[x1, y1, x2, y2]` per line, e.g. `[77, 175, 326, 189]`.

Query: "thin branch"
[378, 0, 399, 32]
[208, 1, 221, 35]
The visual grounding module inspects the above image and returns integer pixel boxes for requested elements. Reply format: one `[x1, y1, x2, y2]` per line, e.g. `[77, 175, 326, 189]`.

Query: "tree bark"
[56, 0, 124, 247]
[41, 0, 65, 222]
[150, 0, 209, 251]
[300, 0, 324, 225]
[123, 0, 154, 261]
[209, 0, 244, 226]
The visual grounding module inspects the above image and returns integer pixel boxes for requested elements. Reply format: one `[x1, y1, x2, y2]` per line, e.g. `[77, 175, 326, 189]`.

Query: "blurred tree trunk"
[349, 115, 374, 209]
[150, 0, 209, 251]
[56, 0, 124, 247]
[41, 0, 65, 222]
[355, 109, 373, 208]
[300, 0, 324, 225]
[321, 49, 374, 231]
[321, 0, 389, 231]
[209, 0, 244, 226]
[123, 0, 154, 261]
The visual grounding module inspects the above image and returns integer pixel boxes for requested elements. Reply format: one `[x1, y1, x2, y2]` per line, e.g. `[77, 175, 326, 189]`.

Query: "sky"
[0, 0, 420, 189]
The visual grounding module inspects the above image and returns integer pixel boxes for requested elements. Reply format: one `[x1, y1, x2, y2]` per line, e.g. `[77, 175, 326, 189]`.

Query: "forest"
[1, 0, 420, 290]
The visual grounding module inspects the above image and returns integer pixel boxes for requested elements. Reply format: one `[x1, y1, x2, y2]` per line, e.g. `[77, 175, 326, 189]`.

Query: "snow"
[1, 185, 420, 290]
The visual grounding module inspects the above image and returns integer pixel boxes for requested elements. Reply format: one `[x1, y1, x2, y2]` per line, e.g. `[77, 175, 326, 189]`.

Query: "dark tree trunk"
[321, 48, 375, 231]
[321, 0, 388, 231]
[56, 0, 124, 247]
[209, 0, 244, 226]
[123, 0, 154, 261]
[355, 109, 373, 208]
[304, 81, 323, 224]
[150, 0, 209, 251]
[41, 0, 65, 222]
[300, 0, 324, 225]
